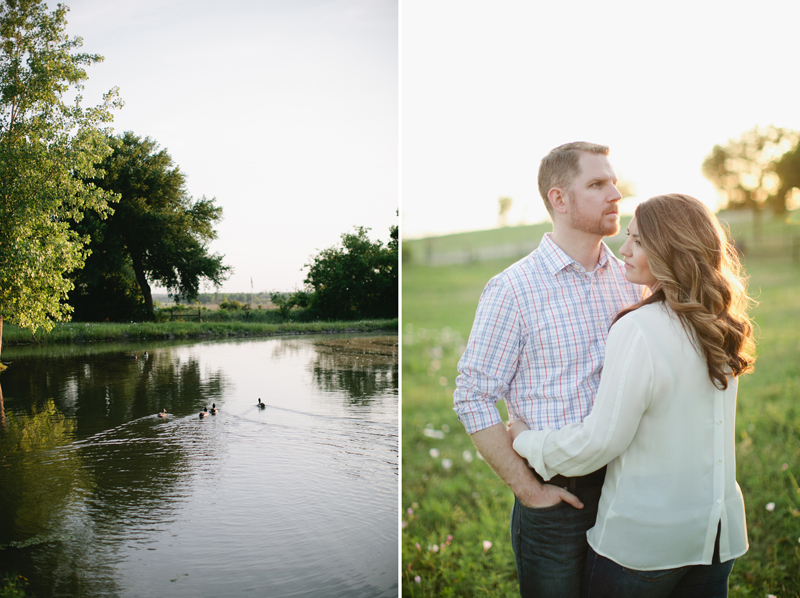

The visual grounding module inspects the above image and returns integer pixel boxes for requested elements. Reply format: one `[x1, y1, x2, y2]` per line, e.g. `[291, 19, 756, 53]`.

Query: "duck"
[210, 403, 218, 415]
[257, 398, 266, 409]
[199, 407, 210, 418]
[157, 409, 167, 418]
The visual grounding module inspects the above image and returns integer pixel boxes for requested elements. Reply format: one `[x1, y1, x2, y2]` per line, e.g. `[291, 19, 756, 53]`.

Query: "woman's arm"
[512, 315, 654, 480]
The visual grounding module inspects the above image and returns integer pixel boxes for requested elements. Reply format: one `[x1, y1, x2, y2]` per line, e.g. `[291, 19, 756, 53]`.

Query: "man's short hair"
[538, 142, 609, 214]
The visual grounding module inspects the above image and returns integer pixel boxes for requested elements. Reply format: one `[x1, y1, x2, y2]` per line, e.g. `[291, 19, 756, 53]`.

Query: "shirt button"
[717, 499, 722, 504]
[717, 460, 723, 465]
[716, 420, 723, 425]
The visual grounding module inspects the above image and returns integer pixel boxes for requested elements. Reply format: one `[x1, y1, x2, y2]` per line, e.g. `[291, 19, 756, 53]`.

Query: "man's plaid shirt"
[454, 233, 642, 434]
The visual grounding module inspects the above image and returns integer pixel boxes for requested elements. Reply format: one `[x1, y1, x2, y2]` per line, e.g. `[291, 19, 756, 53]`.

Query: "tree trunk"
[131, 255, 155, 319]
[0, 314, 3, 360]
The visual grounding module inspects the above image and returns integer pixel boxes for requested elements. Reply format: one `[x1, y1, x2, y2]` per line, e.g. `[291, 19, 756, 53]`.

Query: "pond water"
[0, 333, 398, 597]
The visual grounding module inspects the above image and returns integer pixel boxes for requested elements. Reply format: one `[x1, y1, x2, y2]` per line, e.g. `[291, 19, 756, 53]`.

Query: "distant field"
[401, 213, 800, 597]
[403, 210, 800, 266]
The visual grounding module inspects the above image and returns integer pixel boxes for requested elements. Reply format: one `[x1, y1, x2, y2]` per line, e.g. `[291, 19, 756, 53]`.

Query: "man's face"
[564, 153, 622, 237]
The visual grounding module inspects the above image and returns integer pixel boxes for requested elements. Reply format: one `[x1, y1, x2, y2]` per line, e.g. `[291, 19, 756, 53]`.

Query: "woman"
[508, 194, 755, 597]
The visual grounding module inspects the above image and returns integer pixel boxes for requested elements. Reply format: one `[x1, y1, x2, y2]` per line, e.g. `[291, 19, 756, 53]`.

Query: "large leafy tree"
[0, 0, 121, 354]
[702, 126, 799, 216]
[74, 132, 230, 320]
[303, 224, 397, 321]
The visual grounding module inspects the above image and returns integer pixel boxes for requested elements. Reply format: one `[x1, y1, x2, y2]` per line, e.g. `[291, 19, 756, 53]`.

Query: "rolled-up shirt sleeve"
[454, 277, 523, 434]
[512, 315, 653, 479]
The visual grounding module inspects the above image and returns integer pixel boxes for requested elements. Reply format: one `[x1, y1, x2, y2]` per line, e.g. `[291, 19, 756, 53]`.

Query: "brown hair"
[537, 141, 610, 214]
[613, 194, 755, 389]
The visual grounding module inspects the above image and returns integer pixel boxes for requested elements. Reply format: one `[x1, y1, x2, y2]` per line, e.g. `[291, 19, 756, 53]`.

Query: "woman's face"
[619, 216, 658, 288]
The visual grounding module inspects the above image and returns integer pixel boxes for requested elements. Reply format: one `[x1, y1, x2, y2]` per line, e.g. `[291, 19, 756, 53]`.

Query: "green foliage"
[304, 224, 398, 320]
[402, 220, 800, 596]
[74, 131, 230, 320]
[0, 573, 27, 598]
[219, 299, 248, 311]
[270, 290, 311, 322]
[703, 126, 799, 215]
[0, 0, 121, 334]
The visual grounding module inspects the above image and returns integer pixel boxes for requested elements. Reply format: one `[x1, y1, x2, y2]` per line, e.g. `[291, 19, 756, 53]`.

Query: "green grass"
[1, 318, 398, 347]
[402, 241, 800, 595]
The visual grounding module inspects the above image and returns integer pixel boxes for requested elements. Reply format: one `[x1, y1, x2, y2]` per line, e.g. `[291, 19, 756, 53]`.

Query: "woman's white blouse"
[512, 302, 748, 570]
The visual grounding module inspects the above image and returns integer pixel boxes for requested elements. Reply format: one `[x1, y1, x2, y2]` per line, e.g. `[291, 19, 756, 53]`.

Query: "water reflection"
[309, 337, 398, 404]
[0, 399, 85, 541]
[0, 334, 398, 598]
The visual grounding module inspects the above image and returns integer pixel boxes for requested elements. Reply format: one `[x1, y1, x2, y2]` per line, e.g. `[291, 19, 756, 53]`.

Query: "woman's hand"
[507, 419, 530, 442]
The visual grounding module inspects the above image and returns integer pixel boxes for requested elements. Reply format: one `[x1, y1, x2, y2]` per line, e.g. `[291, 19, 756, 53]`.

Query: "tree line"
[0, 0, 396, 349]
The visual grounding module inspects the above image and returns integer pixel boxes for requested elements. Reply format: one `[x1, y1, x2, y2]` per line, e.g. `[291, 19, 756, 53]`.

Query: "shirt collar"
[538, 233, 615, 276]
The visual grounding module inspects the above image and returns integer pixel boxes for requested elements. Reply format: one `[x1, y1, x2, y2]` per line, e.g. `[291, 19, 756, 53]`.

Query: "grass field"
[401, 217, 800, 597]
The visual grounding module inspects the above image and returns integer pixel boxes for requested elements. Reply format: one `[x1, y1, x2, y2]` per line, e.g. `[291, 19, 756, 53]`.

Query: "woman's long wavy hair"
[612, 193, 755, 389]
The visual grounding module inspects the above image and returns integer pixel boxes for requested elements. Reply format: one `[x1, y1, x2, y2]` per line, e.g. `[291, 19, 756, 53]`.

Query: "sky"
[64, 0, 398, 293]
[401, 0, 800, 239]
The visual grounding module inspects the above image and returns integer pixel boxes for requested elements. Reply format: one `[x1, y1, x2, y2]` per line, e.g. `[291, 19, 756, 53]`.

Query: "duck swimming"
[210, 403, 218, 415]
[199, 407, 209, 418]
[157, 409, 167, 418]
[257, 398, 266, 409]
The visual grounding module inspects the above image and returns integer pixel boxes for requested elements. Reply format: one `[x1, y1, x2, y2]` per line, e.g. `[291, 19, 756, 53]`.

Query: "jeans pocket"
[520, 500, 565, 513]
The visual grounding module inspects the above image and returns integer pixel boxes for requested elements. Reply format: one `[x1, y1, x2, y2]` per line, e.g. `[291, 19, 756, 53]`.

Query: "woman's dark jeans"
[582, 523, 734, 598]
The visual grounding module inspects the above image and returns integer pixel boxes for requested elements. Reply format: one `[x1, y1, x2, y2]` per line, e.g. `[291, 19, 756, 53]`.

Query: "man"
[453, 141, 642, 597]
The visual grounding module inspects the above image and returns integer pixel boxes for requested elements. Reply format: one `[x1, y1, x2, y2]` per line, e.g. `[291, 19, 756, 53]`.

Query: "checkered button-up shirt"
[454, 233, 642, 435]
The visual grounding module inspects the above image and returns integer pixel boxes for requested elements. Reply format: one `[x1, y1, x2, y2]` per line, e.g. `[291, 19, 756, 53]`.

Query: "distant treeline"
[153, 292, 275, 306]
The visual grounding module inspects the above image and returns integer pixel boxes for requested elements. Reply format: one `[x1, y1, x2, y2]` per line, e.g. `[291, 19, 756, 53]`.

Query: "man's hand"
[506, 419, 530, 442]
[470, 423, 583, 510]
[518, 480, 584, 510]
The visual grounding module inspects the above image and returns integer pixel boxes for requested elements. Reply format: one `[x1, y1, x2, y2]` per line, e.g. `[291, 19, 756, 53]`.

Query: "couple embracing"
[454, 142, 754, 597]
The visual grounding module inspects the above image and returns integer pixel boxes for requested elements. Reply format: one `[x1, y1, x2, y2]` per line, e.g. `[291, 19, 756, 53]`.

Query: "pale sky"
[401, 0, 800, 239]
[65, 0, 398, 293]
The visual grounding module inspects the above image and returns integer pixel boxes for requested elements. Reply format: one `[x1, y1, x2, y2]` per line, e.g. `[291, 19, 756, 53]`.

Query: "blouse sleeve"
[512, 314, 654, 480]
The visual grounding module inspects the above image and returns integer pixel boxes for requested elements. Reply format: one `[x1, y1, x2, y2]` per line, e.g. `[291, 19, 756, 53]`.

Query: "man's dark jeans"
[511, 483, 603, 598]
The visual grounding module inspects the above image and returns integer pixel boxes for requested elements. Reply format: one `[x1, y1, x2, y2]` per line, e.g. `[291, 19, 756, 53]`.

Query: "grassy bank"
[1, 318, 398, 346]
[402, 250, 800, 596]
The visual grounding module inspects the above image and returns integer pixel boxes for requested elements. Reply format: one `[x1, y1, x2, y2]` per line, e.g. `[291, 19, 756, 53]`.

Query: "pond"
[0, 333, 398, 597]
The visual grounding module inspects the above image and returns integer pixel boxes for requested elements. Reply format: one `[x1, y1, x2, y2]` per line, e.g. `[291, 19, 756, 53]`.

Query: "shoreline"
[1, 319, 398, 347]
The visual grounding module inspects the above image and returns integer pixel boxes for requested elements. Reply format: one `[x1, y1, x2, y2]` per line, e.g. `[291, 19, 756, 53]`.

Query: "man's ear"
[548, 187, 568, 214]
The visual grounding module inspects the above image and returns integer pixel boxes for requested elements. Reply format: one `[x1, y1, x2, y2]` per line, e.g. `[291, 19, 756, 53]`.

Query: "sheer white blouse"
[512, 302, 748, 570]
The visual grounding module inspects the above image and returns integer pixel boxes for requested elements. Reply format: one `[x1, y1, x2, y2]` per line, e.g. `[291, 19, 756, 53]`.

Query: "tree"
[0, 0, 121, 353]
[74, 132, 231, 320]
[702, 126, 799, 218]
[774, 142, 800, 212]
[303, 224, 397, 321]
[270, 290, 311, 322]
